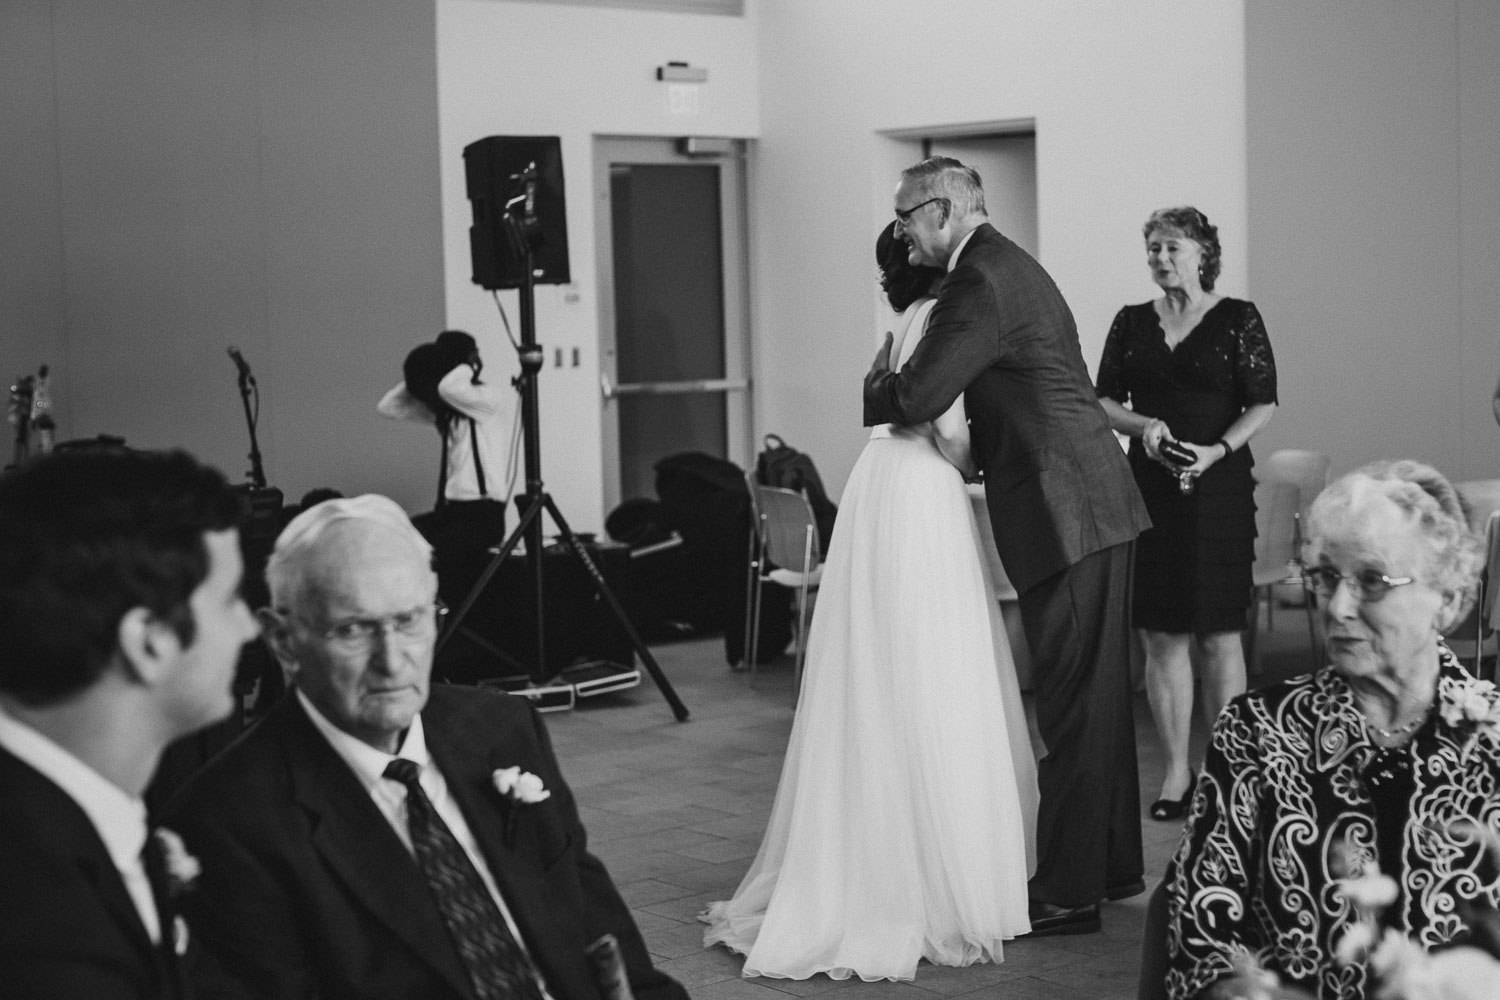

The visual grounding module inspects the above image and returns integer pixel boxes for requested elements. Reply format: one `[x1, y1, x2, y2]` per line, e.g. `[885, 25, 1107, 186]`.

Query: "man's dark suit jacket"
[864, 223, 1149, 594]
[0, 746, 187, 1000]
[164, 685, 689, 1000]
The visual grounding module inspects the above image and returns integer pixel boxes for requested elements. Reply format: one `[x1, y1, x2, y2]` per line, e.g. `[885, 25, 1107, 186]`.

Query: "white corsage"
[1438, 676, 1500, 734]
[153, 827, 202, 896]
[492, 766, 551, 804]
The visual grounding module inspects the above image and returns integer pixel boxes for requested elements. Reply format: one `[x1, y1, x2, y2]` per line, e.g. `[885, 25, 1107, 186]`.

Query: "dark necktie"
[141, 830, 187, 999]
[383, 758, 544, 1000]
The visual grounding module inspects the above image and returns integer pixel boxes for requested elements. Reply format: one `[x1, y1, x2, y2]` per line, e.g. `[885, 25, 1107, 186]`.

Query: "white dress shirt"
[947, 226, 980, 273]
[296, 692, 552, 997]
[0, 704, 161, 943]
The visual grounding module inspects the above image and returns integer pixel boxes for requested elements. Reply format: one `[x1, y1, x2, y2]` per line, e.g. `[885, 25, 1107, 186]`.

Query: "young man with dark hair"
[0, 447, 259, 999]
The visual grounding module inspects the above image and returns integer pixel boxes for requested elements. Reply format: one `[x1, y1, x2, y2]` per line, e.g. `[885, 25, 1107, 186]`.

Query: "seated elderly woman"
[1161, 460, 1499, 1000]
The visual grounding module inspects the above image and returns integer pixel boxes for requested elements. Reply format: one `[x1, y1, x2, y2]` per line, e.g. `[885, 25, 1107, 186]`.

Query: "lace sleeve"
[1235, 301, 1278, 406]
[1095, 307, 1132, 403]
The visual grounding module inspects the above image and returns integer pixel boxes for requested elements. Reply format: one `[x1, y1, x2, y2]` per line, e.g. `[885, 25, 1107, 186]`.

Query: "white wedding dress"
[701, 298, 1038, 982]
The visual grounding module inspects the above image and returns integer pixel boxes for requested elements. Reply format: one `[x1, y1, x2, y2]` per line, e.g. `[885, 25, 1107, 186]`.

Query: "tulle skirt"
[701, 429, 1037, 981]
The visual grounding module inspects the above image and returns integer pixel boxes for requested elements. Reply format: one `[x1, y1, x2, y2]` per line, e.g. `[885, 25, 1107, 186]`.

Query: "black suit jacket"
[0, 746, 188, 1000]
[864, 223, 1149, 593]
[164, 686, 688, 1000]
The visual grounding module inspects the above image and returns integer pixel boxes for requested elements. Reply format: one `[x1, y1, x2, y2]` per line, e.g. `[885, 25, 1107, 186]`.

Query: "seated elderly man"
[1162, 460, 1500, 1000]
[166, 495, 689, 1000]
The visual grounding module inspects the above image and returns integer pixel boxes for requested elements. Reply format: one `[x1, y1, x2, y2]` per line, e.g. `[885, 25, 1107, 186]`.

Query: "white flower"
[492, 766, 551, 804]
[154, 827, 202, 894]
[1335, 921, 1378, 966]
[1439, 676, 1500, 739]
[1339, 868, 1399, 911]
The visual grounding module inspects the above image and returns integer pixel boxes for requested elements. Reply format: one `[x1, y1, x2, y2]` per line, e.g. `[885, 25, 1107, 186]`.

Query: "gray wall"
[1246, 0, 1500, 486]
[0, 0, 446, 509]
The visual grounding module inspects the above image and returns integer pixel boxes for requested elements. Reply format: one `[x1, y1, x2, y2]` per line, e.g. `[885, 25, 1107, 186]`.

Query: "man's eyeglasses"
[1301, 566, 1414, 604]
[292, 601, 448, 650]
[894, 197, 945, 224]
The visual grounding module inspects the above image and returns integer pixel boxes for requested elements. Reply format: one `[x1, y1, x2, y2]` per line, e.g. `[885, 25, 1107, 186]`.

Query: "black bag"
[754, 434, 837, 554]
[650, 452, 792, 666]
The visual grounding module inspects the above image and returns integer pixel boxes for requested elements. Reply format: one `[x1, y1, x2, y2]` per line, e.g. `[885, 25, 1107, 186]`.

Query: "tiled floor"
[542, 602, 1318, 1000]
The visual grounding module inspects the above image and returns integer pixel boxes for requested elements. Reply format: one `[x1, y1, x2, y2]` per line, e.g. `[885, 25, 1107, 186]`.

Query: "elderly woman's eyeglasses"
[291, 601, 448, 650]
[1301, 566, 1414, 603]
[894, 197, 945, 224]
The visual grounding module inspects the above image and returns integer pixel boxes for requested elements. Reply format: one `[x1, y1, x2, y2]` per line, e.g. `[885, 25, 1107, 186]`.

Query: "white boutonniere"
[153, 827, 202, 896]
[492, 766, 551, 804]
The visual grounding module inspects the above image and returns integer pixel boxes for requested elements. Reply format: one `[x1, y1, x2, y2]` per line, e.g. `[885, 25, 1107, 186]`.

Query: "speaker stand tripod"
[436, 206, 689, 722]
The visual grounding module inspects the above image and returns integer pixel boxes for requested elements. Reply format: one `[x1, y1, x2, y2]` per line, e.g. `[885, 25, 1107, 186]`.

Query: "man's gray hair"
[901, 156, 988, 219]
[264, 494, 432, 609]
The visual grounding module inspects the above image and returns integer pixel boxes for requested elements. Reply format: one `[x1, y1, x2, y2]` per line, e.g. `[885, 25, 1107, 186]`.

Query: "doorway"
[593, 136, 751, 512]
[881, 120, 1038, 258]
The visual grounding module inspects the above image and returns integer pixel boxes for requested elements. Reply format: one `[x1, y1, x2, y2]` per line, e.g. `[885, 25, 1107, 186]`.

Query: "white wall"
[435, 0, 1245, 514]
[436, 0, 761, 531]
[751, 0, 1247, 494]
[1246, 0, 1500, 486]
[0, 0, 447, 512]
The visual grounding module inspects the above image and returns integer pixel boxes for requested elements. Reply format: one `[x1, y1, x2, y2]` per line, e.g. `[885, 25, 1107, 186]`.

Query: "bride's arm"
[931, 393, 975, 479]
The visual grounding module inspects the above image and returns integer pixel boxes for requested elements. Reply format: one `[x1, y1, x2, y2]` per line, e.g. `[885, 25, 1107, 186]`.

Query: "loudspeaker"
[463, 135, 570, 290]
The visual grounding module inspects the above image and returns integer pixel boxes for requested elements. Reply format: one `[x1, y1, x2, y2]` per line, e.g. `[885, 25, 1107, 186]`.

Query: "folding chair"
[1445, 510, 1500, 678]
[742, 473, 823, 702]
[1246, 481, 1318, 675]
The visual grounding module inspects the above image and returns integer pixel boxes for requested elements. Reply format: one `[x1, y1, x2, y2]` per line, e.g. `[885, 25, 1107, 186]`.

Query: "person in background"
[379, 328, 516, 556]
[165, 495, 688, 1000]
[0, 447, 259, 998]
[1095, 206, 1277, 822]
[1163, 460, 1498, 1000]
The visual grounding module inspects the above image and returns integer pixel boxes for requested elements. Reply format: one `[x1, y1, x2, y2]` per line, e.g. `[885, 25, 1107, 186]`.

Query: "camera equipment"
[1159, 438, 1196, 467]
[442, 139, 688, 721]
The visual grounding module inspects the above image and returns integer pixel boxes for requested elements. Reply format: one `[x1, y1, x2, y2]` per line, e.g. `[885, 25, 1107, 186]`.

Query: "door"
[594, 137, 750, 511]
[929, 133, 1038, 257]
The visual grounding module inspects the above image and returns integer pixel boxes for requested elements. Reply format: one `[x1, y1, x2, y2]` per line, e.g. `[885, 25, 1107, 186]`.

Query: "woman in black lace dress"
[1095, 207, 1277, 821]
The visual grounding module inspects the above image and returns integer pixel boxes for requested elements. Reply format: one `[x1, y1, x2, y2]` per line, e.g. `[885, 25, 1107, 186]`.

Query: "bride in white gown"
[701, 223, 1038, 982]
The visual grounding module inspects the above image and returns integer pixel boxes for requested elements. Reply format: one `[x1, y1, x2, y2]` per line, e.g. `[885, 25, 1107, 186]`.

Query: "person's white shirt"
[296, 690, 552, 998]
[0, 704, 161, 943]
[377, 350, 517, 504]
[947, 226, 981, 273]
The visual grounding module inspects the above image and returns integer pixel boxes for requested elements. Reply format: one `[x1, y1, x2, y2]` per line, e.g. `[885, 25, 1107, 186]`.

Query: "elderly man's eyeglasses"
[894, 197, 945, 224]
[1301, 566, 1414, 603]
[291, 601, 448, 650]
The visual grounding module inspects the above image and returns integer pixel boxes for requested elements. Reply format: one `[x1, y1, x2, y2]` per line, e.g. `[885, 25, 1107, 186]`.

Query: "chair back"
[752, 483, 821, 573]
[1262, 449, 1331, 537]
[1443, 510, 1500, 670]
[1487, 512, 1500, 633]
[1251, 481, 1301, 585]
[1457, 479, 1500, 529]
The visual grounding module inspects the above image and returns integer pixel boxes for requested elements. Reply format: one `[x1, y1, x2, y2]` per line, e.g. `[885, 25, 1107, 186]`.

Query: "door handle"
[600, 377, 748, 399]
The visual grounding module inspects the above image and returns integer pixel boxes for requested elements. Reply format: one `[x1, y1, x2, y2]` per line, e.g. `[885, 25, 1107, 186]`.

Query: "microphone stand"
[436, 173, 689, 721]
[236, 367, 267, 489]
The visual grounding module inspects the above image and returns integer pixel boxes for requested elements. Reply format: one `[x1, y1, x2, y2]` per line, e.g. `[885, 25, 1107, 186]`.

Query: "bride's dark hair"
[876, 221, 946, 313]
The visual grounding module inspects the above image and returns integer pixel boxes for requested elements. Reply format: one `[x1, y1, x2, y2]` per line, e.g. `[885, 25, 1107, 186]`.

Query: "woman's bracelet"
[1216, 438, 1233, 457]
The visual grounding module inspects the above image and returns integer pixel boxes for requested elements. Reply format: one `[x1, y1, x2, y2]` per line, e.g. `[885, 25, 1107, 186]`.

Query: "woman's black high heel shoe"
[1149, 774, 1195, 822]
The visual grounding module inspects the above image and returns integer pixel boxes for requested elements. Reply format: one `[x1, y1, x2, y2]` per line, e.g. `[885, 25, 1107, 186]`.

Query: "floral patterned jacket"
[1163, 646, 1500, 1000]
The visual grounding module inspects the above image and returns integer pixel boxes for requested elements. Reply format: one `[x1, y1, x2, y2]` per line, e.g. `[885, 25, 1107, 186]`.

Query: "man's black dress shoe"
[1104, 878, 1146, 901]
[1023, 900, 1101, 937]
